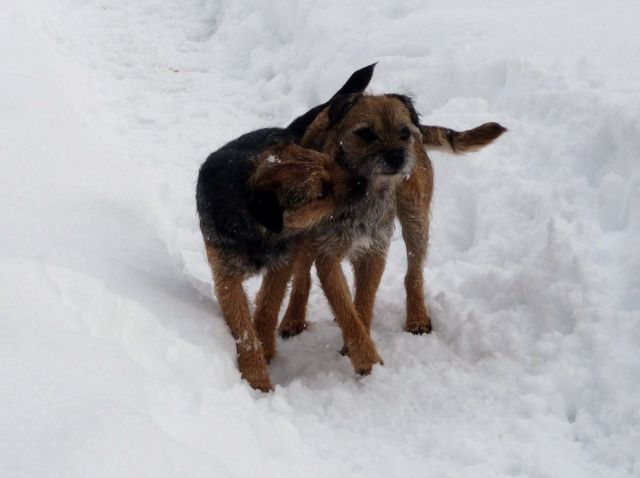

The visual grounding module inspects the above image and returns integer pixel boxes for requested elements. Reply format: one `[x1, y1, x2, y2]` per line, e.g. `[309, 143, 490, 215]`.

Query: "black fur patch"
[445, 128, 457, 152]
[247, 188, 284, 233]
[334, 63, 376, 96]
[328, 94, 362, 127]
[196, 128, 294, 271]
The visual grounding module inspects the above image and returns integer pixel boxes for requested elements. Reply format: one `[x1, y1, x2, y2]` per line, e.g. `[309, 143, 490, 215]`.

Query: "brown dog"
[276, 91, 506, 359]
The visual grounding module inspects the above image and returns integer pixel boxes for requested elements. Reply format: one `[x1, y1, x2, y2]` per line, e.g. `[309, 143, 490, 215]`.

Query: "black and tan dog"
[198, 64, 505, 390]
[196, 68, 375, 391]
[276, 67, 506, 367]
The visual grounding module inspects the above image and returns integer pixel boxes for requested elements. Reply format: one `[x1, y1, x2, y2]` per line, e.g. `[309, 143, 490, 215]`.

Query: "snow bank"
[1, 0, 639, 477]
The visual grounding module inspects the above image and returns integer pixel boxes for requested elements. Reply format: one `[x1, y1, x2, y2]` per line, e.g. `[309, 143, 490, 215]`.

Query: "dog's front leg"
[207, 246, 272, 392]
[351, 251, 387, 333]
[397, 164, 433, 335]
[254, 260, 293, 363]
[335, 251, 387, 357]
[315, 255, 383, 375]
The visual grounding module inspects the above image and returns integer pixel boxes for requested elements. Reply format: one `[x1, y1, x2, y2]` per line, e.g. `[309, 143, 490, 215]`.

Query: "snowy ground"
[2, 1, 639, 477]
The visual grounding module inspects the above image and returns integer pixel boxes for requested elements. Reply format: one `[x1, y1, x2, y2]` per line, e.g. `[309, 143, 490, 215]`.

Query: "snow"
[1, 0, 639, 477]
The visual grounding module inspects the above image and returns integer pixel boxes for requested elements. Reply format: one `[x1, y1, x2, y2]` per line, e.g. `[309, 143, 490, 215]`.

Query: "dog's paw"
[247, 375, 274, 393]
[278, 319, 307, 339]
[238, 349, 273, 392]
[241, 367, 273, 392]
[405, 322, 433, 335]
[349, 341, 383, 376]
[354, 356, 384, 376]
[405, 312, 433, 335]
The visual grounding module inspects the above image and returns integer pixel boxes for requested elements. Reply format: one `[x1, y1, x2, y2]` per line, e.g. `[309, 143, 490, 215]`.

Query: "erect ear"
[285, 63, 376, 140]
[386, 94, 421, 127]
[328, 94, 361, 127]
[247, 187, 283, 233]
[332, 63, 376, 97]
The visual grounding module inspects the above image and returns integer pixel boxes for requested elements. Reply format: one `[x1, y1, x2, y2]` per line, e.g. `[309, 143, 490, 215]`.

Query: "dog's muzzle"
[381, 149, 407, 175]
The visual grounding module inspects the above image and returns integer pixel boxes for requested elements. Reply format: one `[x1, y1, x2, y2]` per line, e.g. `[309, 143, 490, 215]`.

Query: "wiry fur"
[279, 94, 428, 373]
[279, 77, 506, 359]
[422, 122, 508, 154]
[303, 95, 421, 259]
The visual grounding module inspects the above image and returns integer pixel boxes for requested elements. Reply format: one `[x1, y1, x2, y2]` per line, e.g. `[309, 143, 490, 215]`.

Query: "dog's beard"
[367, 150, 415, 179]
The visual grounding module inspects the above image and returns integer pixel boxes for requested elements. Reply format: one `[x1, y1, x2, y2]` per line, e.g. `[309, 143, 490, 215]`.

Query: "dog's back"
[196, 128, 298, 271]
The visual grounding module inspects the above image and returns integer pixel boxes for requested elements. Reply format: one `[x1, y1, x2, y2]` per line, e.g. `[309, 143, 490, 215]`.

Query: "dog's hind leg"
[278, 247, 315, 339]
[254, 261, 293, 363]
[315, 255, 383, 375]
[397, 159, 434, 335]
[206, 244, 272, 392]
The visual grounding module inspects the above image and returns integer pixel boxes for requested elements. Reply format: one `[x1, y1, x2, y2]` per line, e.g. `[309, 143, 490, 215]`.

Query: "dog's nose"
[347, 175, 368, 202]
[383, 149, 406, 172]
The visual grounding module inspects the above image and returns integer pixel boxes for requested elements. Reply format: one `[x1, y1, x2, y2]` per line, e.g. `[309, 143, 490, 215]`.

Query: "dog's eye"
[399, 127, 412, 141]
[355, 127, 378, 143]
[317, 181, 334, 199]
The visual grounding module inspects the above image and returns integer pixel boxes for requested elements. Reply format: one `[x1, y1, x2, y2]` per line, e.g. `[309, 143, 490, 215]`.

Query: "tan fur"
[422, 122, 507, 154]
[352, 252, 387, 333]
[286, 96, 419, 373]
[305, 96, 422, 173]
[314, 251, 383, 373]
[252, 144, 355, 231]
[397, 156, 434, 333]
[278, 247, 315, 338]
[282, 96, 506, 342]
[253, 261, 293, 364]
[206, 244, 273, 391]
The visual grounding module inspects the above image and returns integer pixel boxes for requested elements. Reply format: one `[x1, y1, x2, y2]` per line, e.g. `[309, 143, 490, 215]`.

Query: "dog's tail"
[286, 63, 376, 139]
[421, 122, 507, 154]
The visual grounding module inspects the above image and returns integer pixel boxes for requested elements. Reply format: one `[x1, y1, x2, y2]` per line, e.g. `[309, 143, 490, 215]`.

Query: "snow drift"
[1, 0, 639, 477]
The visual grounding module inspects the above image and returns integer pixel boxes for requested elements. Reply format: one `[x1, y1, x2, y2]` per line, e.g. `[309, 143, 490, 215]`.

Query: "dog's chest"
[314, 189, 396, 256]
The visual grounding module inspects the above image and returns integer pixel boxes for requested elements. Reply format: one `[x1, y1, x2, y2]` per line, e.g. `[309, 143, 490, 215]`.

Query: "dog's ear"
[247, 187, 283, 233]
[327, 65, 376, 126]
[387, 94, 420, 127]
[328, 94, 361, 127]
[286, 64, 375, 139]
[333, 63, 376, 97]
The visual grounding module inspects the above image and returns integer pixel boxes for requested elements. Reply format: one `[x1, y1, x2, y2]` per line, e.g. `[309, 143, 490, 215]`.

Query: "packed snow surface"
[2, 1, 639, 477]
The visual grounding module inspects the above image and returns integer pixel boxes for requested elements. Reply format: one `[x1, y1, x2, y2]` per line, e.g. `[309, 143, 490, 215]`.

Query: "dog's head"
[247, 144, 367, 233]
[303, 93, 423, 187]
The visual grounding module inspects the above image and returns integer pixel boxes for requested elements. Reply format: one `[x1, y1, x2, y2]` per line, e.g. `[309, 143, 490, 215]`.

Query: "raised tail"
[421, 122, 507, 154]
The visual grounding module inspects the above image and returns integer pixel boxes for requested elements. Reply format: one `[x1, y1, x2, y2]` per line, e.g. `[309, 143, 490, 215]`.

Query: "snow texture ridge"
[1, 1, 639, 477]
